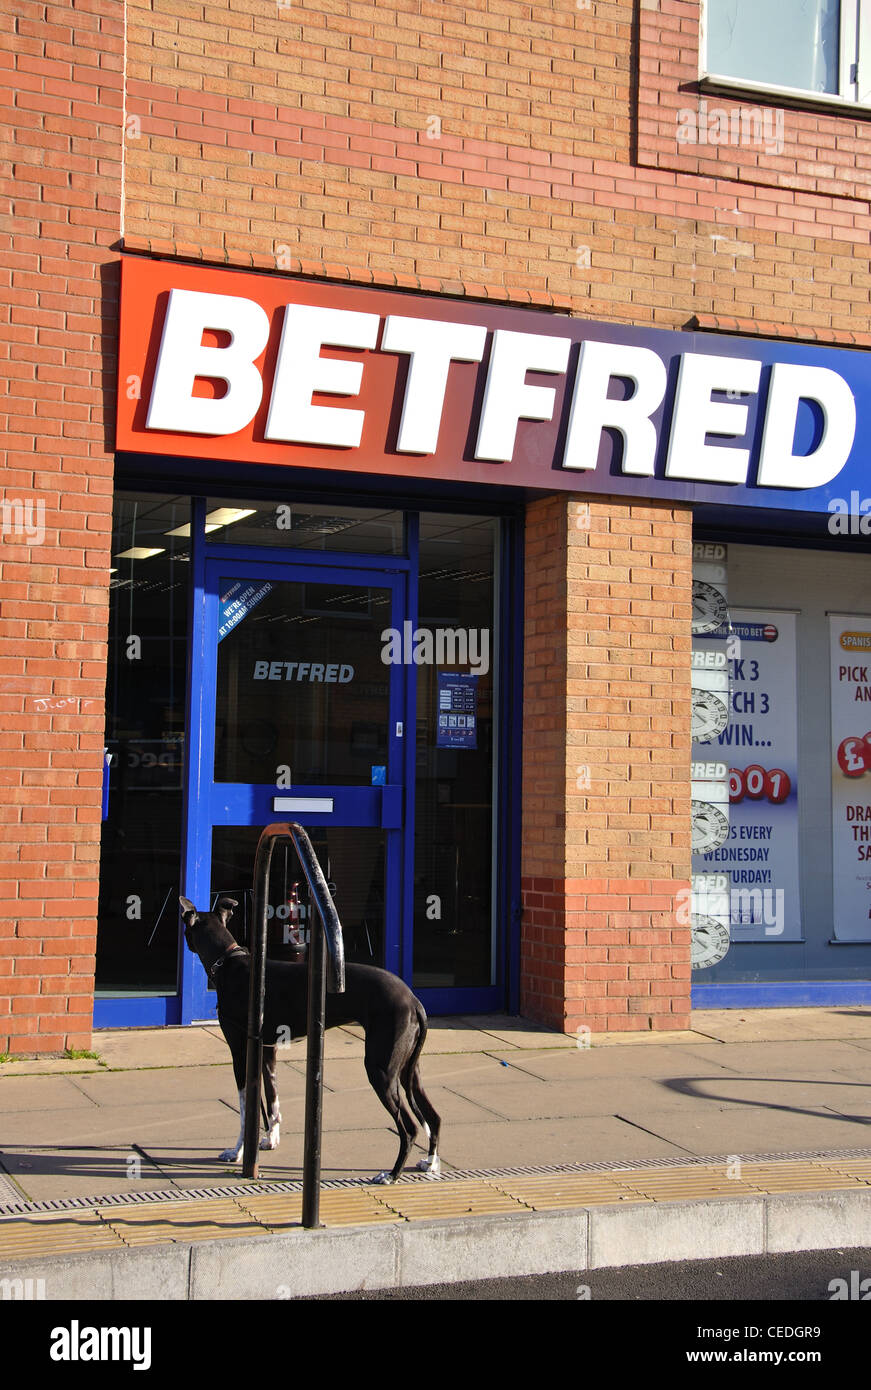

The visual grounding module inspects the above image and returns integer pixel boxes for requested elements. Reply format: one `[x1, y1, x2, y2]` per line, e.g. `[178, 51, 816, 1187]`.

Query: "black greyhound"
[179, 895, 442, 1184]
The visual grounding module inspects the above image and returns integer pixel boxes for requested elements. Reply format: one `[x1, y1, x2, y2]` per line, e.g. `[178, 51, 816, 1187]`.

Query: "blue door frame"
[94, 505, 519, 1028]
[181, 550, 410, 1023]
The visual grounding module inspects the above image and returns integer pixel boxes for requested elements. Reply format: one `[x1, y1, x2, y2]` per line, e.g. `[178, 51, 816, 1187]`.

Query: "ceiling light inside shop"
[115, 547, 165, 560]
[165, 507, 256, 538]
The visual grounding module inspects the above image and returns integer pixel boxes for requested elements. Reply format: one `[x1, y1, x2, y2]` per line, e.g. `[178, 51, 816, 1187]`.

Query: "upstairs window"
[702, 0, 871, 105]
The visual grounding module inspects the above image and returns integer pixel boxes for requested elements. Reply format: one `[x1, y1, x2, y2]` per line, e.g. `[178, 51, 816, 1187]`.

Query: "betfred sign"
[117, 256, 864, 510]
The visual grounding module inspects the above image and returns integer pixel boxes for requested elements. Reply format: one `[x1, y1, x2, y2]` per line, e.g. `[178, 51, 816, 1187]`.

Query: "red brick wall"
[122, 0, 871, 338]
[3, 0, 866, 1048]
[0, 0, 121, 1053]
[521, 496, 693, 1033]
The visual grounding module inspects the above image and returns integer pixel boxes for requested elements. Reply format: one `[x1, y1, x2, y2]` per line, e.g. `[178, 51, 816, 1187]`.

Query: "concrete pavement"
[1, 1005, 871, 1297]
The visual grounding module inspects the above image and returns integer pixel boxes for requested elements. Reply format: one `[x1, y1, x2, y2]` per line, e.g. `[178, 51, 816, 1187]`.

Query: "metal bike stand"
[242, 822, 346, 1230]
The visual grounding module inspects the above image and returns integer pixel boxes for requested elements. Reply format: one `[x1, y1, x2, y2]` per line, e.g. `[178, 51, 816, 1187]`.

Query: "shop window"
[95, 494, 190, 994]
[203, 498, 404, 554]
[413, 514, 499, 990]
[703, 0, 871, 104]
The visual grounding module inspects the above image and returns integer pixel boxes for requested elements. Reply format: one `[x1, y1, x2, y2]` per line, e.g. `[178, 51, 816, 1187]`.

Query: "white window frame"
[699, 0, 871, 110]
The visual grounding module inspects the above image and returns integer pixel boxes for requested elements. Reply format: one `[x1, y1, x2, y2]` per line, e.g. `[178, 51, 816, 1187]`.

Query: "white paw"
[416, 1155, 441, 1179]
[219, 1146, 242, 1163]
[370, 1170, 395, 1186]
[259, 1130, 280, 1151]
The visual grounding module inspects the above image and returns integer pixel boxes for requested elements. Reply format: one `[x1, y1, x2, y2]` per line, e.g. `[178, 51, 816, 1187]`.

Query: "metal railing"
[242, 822, 346, 1229]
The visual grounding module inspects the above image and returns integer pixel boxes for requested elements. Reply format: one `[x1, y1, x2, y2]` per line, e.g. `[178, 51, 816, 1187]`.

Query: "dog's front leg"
[220, 1089, 246, 1164]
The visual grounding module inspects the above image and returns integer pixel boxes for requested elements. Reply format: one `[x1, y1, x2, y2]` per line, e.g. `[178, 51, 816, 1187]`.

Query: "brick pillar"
[521, 494, 693, 1034]
[0, 1, 121, 1052]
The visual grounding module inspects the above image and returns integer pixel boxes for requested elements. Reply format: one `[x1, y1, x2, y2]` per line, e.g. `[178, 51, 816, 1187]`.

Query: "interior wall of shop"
[696, 541, 871, 991]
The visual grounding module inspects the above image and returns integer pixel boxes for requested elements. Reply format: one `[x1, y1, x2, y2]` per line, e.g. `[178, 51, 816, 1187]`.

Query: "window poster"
[829, 615, 871, 942]
[436, 672, 478, 749]
[692, 610, 801, 943]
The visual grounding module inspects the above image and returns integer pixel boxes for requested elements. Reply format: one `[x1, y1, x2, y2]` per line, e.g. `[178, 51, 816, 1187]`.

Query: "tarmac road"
[316, 1246, 871, 1300]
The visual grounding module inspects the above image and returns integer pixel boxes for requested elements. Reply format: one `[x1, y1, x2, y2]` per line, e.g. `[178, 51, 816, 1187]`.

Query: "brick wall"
[122, 0, 871, 338]
[3, 0, 866, 1048]
[0, 0, 121, 1053]
[522, 495, 693, 1033]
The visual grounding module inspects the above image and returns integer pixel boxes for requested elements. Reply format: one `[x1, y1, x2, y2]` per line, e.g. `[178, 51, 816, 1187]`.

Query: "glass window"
[413, 515, 498, 990]
[213, 575, 393, 786]
[705, 0, 844, 97]
[211, 826, 387, 969]
[203, 498, 404, 554]
[96, 495, 190, 994]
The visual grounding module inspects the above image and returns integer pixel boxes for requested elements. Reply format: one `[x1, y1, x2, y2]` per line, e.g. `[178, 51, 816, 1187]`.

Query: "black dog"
[179, 895, 442, 1184]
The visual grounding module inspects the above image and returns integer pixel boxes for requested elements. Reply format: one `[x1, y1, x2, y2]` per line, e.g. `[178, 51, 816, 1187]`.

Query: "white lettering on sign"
[381, 316, 487, 453]
[665, 353, 762, 483]
[757, 363, 857, 490]
[147, 288, 269, 435]
[253, 661, 354, 683]
[691, 762, 728, 779]
[563, 340, 667, 475]
[691, 649, 728, 668]
[265, 304, 379, 447]
[142, 290, 858, 491]
[475, 329, 571, 461]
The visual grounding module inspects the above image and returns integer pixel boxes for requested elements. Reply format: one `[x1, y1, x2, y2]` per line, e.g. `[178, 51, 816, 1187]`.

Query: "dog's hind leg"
[365, 1058, 418, 1185]
[400, 1005, 441, 1178]
[259, 1045, 282, 1151]
[406, 1063, 441, 1179]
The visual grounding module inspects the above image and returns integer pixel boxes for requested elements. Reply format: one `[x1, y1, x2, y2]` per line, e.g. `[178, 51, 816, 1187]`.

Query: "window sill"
[699, 72, 871, 119]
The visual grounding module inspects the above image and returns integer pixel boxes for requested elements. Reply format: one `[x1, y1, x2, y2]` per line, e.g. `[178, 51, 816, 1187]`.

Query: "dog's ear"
[179, 896, 197, 917]
[215, 897, 238, 923]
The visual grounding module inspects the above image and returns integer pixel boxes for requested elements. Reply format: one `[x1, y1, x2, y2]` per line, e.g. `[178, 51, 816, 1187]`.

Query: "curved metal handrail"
[242, 822, 346, 1227]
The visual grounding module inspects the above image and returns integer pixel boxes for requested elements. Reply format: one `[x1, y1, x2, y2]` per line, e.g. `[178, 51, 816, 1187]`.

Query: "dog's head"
[179, 895, 239, 968]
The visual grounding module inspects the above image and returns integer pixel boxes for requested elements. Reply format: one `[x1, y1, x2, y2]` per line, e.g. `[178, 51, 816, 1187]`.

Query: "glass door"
[181, 556, 408, 1021]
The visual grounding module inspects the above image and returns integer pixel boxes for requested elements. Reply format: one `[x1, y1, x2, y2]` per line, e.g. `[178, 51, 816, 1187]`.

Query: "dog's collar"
[208, 945, 247, 980]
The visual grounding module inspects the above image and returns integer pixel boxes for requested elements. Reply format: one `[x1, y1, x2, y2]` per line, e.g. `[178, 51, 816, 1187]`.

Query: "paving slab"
[447, 1015, 578, 1049]
[0, 1147, 171, 1204]
[433, 1114, 687, 1170]
[625, 1103, 871, 1157]
[691, 1039, 871, 1076]
[438, 1075, 788, 1122]
[65, 1067, 255, 1108]
[95, 1026, 230, 1070]
[0, 1057, 106, 1079]
[487, 1043, 742, 1083]
[691, 1007, 871, 1043]
[0, 1076, 103, 1115]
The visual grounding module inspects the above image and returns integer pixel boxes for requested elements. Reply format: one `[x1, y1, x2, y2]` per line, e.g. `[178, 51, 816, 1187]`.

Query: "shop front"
[95, 253, 871, 1031]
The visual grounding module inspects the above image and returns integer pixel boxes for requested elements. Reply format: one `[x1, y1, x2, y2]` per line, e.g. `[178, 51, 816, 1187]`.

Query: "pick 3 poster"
[829, 616, 871, 942]
[693, 609, 801, 942]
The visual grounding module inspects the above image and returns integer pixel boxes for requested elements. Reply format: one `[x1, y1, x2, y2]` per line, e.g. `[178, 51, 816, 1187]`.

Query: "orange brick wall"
[0, 0, 120, 1053]
[122, 0, 871, 339]
[3, 0, 867, 1048]
[522, 496, 693, 1033]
